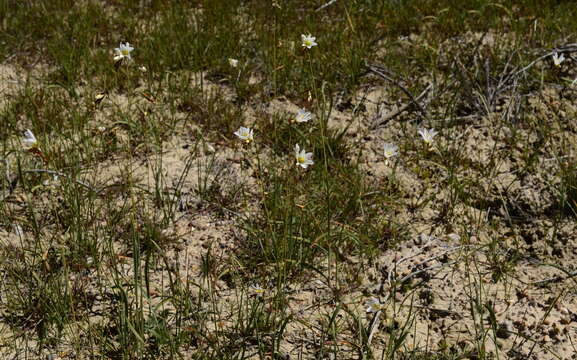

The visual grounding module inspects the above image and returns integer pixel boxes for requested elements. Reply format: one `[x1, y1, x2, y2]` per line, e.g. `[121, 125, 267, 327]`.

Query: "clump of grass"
[239, 122, 397, 280]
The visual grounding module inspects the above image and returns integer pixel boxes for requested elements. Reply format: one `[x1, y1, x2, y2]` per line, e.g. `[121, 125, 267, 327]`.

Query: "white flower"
[22, 129, 38, 149]
[383, 143, 398, 160]
[294, 109, 313, 123]
[234, 126, 254, 143]
[295, 144, 314, 169]
[228, 58, 239, 68]
[114, 42, 134, 61]
[552, 52, 565, 67]
[418, 128, 438, 146]
[365, 297, 384, 313]
[249, 284, 265, 297]
[301, 34, 317, 49]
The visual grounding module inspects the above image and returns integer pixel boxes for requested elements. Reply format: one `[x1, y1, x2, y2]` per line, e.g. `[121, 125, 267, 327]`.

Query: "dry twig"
[370, 84, 432, 129]
[315, 0, 337, 11]
[368, 64, 430, 122]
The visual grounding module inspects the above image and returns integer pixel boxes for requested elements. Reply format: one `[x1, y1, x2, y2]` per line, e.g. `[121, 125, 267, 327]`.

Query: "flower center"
[121, 49, 130, 56]
[297, 156, 305, 164]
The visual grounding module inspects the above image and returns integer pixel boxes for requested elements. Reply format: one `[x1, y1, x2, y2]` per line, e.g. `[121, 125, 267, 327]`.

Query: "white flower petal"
[418, 128, 438, 145]
[383, 143, 398, 159]
[365, 297, 382, 313]
[301, 34, 317, 49]
[234, 126, 254, 142]
[22, 129, 38, 149]
[114, 42, 134, 61]
[228, 58, 239, 68]
[295, 144, 313, 168]
[295, 109, 312, 123]
[553, 52, 565, 67]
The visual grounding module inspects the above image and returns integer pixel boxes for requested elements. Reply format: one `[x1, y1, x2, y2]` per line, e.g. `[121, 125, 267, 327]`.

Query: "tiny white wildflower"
[294, 109, 313, 123]
[365, 297, 384, 313]
[295, 144, 314, 169]
[234, 126, 254, 143]
[301, 34, 317, 49]
[383, 143, 398, 160]
[552, 52, 565, 67]
[418, 128, 438, 146]
[22, 129, 38, 149]
[138, 65, 147, 72]
[228, 58, 239, 68]
[114, 42, 134, 61]
[249, 284, 265, 297]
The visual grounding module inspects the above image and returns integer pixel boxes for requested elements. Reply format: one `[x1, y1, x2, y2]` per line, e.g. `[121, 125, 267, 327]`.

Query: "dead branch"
[370, 83, 432, 129]
[315, 0, 337, 11]
[506, 44, 577, 82]
[367, 64, 430, 121]
[366, 310, 380, 347]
